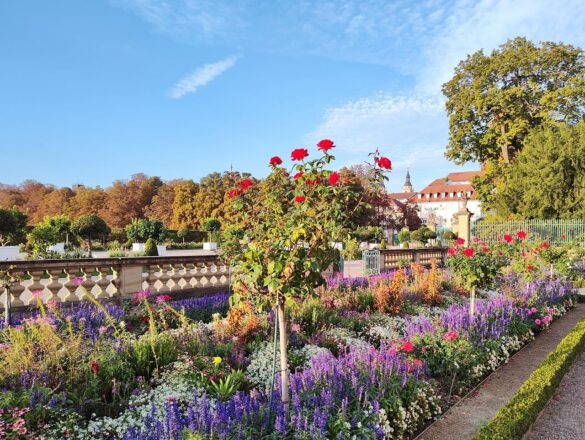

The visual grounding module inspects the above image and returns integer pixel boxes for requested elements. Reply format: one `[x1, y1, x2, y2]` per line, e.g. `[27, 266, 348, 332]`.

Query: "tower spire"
[402, 168, 413, 193]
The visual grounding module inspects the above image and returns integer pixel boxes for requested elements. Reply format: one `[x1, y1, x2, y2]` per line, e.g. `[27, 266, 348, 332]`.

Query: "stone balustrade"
[0, 255, 229, 310]
[380, 248, 447, 271]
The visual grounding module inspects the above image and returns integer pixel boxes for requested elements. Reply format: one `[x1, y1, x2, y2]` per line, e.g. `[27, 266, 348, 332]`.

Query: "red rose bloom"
[482, 247, 490, 253]
[91, 360, 100, 375]
[377, 156, 392, 170]
[504, 234, 513, 243]
[402, 341, 414, 353]
[291, 148, 309, 161]
[541, 241, 549, 249]
[527, 264, 534, 271]
[239, 178, 253, 191]
[517, 231, 527, 239]
[464, 248, 474, 257]
[317, 139, 335, 151]
[561, 234, 566, 239]
[448, 247, 456, 255]
[294, 195, 305, 203]
[227, 189, 239, 199]
[293, 171, 304, 180]
[328, 171, 340, 186]
[456, 237, 465, 245]
[269, 156, 282, 166]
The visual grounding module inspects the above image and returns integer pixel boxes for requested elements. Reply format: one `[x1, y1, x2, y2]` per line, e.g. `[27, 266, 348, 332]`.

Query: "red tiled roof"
[416, 170, 481, 203]
[386, 192, 417, 201]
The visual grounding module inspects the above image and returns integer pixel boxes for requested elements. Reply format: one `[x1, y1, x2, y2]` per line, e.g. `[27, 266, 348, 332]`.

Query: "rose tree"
[223, 140, 391, 406]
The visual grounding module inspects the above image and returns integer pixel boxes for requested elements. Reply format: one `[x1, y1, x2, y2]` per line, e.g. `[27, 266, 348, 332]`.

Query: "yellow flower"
[213, 356, 222, 366]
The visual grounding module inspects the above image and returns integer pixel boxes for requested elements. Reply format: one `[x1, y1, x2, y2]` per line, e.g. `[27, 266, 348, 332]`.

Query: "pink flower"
[31, 290, 43, 298]
[448, 247, 456, 255]
[47, 299, 58, 309]
[535, 319, 541, 325]
[543, 315, 551, 324]
[73, 276, 84, 285]
[530, 307, 537, 314]
[443, 331, 458, 342]
[291, 323, 301, 332]
[133, 289, 151, 301]
[388, 347, 397, 355]
[156, 294, 172, 303]
[464, 248, 474, 258]
[98, 326, 108, 335]
[517, 231, 527, 239]
[456, 237, 465, 245]
[504, 234, 513, 243]
[548, 307, 554, 314]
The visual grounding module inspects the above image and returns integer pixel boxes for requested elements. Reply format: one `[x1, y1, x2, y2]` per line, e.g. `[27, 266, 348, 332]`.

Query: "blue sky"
[1, 0, 585, 192]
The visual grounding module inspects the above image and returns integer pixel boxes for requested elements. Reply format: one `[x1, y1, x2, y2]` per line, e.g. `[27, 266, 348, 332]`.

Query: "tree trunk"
[277, 297, 290, 409]
[469, 286, 476, 317]
[500, 125, 510, 164]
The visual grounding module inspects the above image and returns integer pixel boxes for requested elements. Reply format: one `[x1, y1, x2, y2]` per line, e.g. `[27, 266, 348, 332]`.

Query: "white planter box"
[49, 242, 65, 254]
[0, 246, 20, 261]
[203, 242, 218, 251]
[156, 245, 167, 256]
[343, 259, 365, 277]
[132, 243, 146, 252]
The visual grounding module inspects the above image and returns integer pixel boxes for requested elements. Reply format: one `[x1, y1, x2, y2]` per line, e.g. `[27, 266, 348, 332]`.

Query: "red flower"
[561, 234, 566, 239]
[482, 247, 490, 253]
[293, 171, 304, 180]
[269, 156, 282, 166]
[317, 139, 335, 151]
[402, 341, 414, 353]
[377, 156, 392, 170]
[291, 148, 309, 161]
[521, 251, 527, 257]
[448, 247, 456, 255]
[464, 248, 474, 257]
[328, 172, 340, 186]
[498, 250, 504, 256]
[227, 189, 239, 199]
[239, 178, 253, 191]
[541, 241, 549, 249]
[294, 195, 305, 203]
[527, 265, 534, 271]
[91, 360, 100, 375]
[517, 231, 527, 239]
[504, 234, 513, 243]
[456, 237, 465, 245]
[156, 294, 172, 303]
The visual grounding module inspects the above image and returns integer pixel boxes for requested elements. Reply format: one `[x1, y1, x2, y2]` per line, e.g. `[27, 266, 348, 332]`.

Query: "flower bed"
[0, 262, 580, 439]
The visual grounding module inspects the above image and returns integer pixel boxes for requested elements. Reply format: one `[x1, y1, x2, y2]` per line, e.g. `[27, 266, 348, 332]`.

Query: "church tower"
[402, 169, 414, 193]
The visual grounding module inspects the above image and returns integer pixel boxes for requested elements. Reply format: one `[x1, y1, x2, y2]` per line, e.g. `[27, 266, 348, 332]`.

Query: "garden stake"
[268, 293, 280, 421]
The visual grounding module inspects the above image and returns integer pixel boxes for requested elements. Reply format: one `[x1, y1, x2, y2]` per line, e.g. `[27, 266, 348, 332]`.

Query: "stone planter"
[156, 245, 167, 256]
[0, 246, 20, 261]
[132, 243, 146, 252]
[203, 242, 218, 251]
[48, 242, 65, 254]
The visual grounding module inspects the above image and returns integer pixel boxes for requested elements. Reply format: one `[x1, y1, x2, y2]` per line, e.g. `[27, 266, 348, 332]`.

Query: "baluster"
[186, 263, 197, 288]
[9, 273, 26, 308]
[110, 266, 121, 297]
[158, 265, 171, 293]
[80, 268, 97, 301]
[45, 269, 63, 305]
[27, 270, 46, 305]
[95, 267, 111, 299]
[146, 265, 159, 293]
[64, 270, 81, 302]
[170, 264, 183, 291]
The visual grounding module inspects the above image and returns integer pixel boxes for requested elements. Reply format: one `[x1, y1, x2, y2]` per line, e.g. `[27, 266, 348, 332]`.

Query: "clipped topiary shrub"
[144, 238, 158, 256]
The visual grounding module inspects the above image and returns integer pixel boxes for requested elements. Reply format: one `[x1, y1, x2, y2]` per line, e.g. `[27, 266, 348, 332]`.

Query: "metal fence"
[471, 219, 585, 244]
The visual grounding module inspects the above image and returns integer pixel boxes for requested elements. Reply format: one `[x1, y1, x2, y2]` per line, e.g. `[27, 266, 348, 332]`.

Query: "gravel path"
[416, 304, 585, 440]
[524, 350, 585, 440]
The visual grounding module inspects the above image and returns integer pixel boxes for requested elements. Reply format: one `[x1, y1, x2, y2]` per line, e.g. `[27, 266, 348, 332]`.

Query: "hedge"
[473, 312, 585, 440]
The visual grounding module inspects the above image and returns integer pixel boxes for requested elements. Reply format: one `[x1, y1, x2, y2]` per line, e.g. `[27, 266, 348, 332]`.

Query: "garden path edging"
[414, 303, 585, 440]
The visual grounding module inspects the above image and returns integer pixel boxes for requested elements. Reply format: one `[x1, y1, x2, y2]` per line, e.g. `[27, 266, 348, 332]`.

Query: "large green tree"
[443, 37, 585, 165]
[478, 122, 585, 219]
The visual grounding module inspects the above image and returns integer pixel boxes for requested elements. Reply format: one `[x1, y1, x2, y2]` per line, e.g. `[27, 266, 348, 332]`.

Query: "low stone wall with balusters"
[379, 248, 447, 271]
[0, 255, 230, 310]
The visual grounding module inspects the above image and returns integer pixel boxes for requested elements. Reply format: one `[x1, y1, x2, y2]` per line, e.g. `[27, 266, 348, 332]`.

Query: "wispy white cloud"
[169, 55, 239, 99]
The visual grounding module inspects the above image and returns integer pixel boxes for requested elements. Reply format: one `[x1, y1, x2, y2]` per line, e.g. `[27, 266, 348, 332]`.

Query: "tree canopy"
[443, 37, 585, 165]
[476, 122, 585, 219]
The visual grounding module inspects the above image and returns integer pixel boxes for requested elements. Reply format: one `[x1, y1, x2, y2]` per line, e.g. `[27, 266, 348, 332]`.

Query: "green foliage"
[202, 217, 221, 242]
[446, 244, 507, 290]
[71, 214, 110, 250]
[442, 230, 457, 240]
[411, 226, 436, 244]
[352, 226, 383, 242]
[443, 37, 585, 165]
[397, 229, 411, 244]
[129, 333, 178, 380]
[0, 208, 28, 245]
[473, 315, 585, 440]
[342, 236, 362, 260]
[124, 218, 166, 242]
[478, 122, 585, 219]
[144, 238, 158, 256]
[379, 239, 386, 249]
[208, 370, 245, 401]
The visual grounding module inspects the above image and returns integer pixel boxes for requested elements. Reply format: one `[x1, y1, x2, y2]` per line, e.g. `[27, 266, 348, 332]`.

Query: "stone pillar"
[457, 209, 472, 245]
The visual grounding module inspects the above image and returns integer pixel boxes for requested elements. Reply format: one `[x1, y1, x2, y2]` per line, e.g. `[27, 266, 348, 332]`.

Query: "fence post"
[457, 208, 472, 245]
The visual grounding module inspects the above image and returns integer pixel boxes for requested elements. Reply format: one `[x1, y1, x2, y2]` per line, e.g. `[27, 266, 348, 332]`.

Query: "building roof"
[386, 191, 418, 201]
[417, 170, 481, 203]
